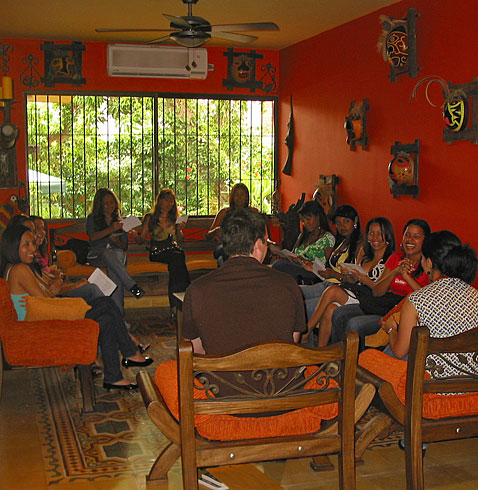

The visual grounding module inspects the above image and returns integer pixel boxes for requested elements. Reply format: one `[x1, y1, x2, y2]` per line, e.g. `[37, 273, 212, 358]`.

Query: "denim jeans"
[271, 259, 318, 283]
[61, 283, 104, 303]
[87, 247, 136, 314]
[330, 303, 381, 351]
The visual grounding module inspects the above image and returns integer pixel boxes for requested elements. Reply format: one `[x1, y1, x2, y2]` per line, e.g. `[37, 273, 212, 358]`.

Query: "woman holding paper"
[302, 217, 395, 346]
[135, 188, 190, 312]
[271, 200, 335, 283]
[0, 224, 153, 391]
[86, 188, 145, 314]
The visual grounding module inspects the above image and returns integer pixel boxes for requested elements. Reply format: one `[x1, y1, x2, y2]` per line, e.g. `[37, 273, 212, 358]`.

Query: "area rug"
[34, 307, 177, 485]
[33, 307, 402, 485]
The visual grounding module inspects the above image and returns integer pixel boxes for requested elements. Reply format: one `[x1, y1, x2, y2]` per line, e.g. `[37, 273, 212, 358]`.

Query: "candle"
[0, 87, 3, 106]
[2, 76, 13, 100]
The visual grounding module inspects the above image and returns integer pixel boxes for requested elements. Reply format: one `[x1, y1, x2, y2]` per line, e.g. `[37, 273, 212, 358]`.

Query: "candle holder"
[0, 76, 18, 188]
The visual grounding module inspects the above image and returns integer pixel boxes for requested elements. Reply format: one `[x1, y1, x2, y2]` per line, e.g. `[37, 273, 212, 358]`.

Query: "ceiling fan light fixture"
[170, 30, 210, 47]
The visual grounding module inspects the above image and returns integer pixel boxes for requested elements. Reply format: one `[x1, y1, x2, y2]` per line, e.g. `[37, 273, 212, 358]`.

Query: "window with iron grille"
[26, 92, 277, 219]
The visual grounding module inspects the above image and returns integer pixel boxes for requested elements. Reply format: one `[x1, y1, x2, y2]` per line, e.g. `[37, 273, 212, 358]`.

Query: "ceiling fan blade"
[163, 13, 190, 28]
[96, 28, 173, 32]
[210, 22, 279, 32]
[147, 35, 174, 44]
[211, 31, 258, 43]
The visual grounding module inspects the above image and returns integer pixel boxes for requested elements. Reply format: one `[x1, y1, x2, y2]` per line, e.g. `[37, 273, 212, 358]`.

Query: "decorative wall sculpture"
[409, 75, 478, 145]
[388, 140, 419, 198]
[21, 54, 41, 88]
[345, 99, 369, 150]
[223, 48, 263, 92]
[41, 41, 86, 87]
[0, 41, 13, 76]
[378, 8, 419, 82]
[282, 95, 294, 175]
[313, 174, 339, 218]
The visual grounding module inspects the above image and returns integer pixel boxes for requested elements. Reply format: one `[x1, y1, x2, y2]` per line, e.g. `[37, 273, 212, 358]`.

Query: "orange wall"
[0, 38, 278, 209]
[278, 0, 478, 253]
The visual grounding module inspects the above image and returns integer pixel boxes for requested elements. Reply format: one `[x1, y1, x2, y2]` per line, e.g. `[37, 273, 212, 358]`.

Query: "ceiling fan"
[96, 0, 279, 48]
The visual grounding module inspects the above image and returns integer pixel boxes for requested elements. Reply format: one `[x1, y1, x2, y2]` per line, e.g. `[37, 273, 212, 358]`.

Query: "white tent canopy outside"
[28, 169, 66, 194]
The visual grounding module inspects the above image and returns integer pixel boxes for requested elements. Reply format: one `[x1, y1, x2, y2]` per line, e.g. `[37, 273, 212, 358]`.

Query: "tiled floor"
[1, 366, 477, 489]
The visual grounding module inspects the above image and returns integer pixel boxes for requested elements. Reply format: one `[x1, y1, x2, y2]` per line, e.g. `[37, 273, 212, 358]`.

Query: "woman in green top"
[135, 188, 190, 310]
[271, 200, 335, 283]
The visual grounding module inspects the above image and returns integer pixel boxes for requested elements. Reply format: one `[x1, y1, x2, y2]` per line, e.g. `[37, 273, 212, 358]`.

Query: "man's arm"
[182, 286, 205, 353]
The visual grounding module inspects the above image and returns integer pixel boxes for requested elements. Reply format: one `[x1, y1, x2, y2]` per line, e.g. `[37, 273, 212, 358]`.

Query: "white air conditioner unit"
[107, 44, 208, 79]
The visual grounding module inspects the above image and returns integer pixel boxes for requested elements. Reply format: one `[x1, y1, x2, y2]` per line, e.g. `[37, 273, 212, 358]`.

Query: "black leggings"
[150, 249, 190, 307]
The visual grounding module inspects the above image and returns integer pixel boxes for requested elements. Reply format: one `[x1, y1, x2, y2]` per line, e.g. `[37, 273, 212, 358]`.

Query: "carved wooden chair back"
[405, 325, 478, 489]
[178, 333, 360, 490]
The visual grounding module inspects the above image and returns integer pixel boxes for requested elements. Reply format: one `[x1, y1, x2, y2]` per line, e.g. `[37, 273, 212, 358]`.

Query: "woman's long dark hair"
[149, 188, 179, 231]
[422, 230, 477, 284]
[228, 183, 250, 210]
[331, 204, 362, 263]
[0, 225, 35, 277]
[402, 218, 431, 278]
[296, 200, 330, 248]
[362, 217, 396, 263]
[90, 188, 121, 230]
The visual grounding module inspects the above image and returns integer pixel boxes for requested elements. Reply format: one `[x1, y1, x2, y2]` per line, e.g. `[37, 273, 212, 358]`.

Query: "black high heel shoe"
[103, 382, 138, 391]
[121, 357, 153, 368]
[130, 284, 145, 299]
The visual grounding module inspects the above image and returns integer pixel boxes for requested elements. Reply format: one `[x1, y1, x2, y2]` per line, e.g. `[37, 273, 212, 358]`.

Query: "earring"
[353, 223, 357, 229]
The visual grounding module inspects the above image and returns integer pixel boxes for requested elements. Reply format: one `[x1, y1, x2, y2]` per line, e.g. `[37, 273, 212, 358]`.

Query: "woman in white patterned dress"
[381, 230, 478, 364]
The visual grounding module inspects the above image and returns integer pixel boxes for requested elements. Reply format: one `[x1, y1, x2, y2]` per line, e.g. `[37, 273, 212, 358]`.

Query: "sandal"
[138, 343, 151, 354]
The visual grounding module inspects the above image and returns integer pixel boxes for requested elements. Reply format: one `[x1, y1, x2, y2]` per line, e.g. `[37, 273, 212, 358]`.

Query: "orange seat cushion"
[155, 361, 339, 441]
[359, 349, 478, 420]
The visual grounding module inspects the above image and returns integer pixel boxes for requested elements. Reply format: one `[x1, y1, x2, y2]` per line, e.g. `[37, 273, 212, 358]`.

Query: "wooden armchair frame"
[138, 332, 376, 490]
[0, 279, 99, 413]
[356, 326, 478, 490]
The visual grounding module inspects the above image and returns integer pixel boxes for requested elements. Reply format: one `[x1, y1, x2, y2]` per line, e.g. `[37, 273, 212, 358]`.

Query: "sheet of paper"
[176, 215, 188, 225]
[88, 268, 117, 296]
[120, 215, 142, 232]
[268, 242, 298, 259]
[313, 258, 326, 280]
[340, 263, 366, 274]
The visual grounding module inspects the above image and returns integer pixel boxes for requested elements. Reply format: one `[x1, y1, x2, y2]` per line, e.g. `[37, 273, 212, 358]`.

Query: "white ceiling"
[4, 0, 401, 50]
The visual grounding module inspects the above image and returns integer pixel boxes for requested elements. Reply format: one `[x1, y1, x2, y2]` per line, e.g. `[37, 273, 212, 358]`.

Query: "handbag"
[149, 235, 179, 261]
[355, 285, 403, 316]
[24, 296, 91, 321]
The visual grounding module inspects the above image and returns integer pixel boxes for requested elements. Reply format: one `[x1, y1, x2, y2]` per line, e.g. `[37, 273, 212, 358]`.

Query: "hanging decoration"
[223, 48, 263, 92]
[259, 62, 278, 94]
[344, 99, 369, 150]
[21, 54, 42, 88]
[409, 75, 478, 144]
[0, 41, 13, 76]
[282, 95, 294, 175]
[313, 174, 339, 218]
[377, 8, 419, 82]
[41, 41, 86, 87]
[0, 76, 18, 188]
[388, 140, 419, 198]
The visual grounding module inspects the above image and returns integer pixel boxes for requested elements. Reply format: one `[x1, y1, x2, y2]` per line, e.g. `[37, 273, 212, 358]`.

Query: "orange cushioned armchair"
[0, 278, 100, 412]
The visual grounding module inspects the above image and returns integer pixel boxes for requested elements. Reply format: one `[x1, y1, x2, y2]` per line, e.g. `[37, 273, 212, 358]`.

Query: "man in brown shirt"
[182, 208, 305, 355]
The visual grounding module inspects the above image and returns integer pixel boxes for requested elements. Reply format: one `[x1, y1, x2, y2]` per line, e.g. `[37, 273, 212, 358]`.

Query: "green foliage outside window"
[27, 93, 276, 219]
